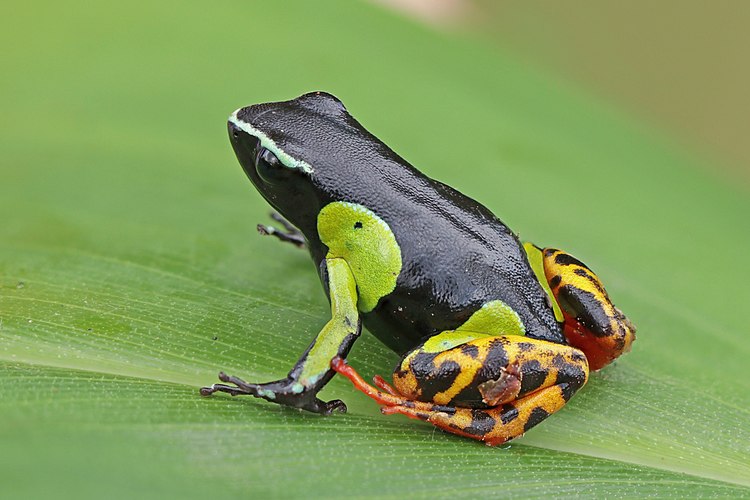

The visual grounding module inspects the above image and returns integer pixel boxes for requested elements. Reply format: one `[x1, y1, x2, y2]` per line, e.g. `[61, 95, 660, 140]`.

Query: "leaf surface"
[1, 1, 748, 498]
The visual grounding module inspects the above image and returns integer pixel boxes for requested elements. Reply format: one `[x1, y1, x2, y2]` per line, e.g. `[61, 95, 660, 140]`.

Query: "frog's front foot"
[200, 372, 346, 415]
[257, 212, 306, 248]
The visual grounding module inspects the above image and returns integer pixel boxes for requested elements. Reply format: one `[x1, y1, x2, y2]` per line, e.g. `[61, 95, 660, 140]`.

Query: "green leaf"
[1, 1, 748, 497]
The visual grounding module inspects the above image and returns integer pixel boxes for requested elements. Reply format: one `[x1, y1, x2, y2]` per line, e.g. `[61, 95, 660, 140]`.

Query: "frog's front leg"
[257, 211, 306, 248]
[201, 257, 359, 414]
[332, 334, 588, 445]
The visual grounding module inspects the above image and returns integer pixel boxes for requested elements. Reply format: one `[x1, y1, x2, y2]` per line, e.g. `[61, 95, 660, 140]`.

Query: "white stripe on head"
[229, 109, 314, 174]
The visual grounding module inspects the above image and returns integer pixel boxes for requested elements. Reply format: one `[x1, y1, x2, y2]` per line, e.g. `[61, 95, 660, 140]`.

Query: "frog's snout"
[228, 120, 242, 141]
[228, 119, 261, 178]
[228, 119, 258, 149]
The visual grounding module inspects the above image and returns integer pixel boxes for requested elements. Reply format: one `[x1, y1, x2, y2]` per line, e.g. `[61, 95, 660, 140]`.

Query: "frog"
[200, 91, 636, 445]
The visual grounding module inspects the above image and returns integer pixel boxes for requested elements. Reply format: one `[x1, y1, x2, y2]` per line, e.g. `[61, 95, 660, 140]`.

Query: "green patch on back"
[421, 330, 493, 353]
[457, 300, 526, 336]
[420, 300, 526, 354]
[317, 202, 402, 313]
[523, 242, 564, 322]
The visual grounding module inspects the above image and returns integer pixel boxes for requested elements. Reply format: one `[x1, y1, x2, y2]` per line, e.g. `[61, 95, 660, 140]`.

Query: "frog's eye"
[256, 148, 290, 183]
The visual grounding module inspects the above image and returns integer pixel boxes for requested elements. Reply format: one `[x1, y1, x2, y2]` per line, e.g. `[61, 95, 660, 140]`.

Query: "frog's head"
[228, 91, 387, 238]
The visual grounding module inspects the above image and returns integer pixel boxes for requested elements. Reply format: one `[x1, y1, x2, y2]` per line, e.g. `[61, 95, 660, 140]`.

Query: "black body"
[229, 92, 564, 355]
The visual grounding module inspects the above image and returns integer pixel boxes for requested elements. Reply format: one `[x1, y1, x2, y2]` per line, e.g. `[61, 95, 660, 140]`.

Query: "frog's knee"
[541, 247, 636, 371]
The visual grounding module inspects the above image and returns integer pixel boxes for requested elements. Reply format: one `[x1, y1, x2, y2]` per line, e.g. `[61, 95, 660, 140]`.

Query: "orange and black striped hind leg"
[331, 334, 588, 445]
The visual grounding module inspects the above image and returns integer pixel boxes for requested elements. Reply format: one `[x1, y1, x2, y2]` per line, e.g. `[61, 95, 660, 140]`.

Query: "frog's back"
[337, 165, 564, 354]
[236, 93, 563, 354]
[304, 152, 563, 353]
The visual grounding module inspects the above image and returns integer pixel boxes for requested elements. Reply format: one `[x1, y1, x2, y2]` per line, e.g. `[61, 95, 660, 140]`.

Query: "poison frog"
[201, 92, 636, 446]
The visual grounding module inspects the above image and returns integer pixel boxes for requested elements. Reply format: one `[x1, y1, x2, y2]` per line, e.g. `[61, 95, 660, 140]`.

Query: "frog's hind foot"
[331, 357, 405, 407]
[332, 357, 512, 445]
[257, 212, 306, 248]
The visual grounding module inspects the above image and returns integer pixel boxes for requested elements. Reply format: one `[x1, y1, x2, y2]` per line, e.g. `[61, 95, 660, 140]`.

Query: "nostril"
[228, 122, 245, 142]
[228, 121, 261, 158]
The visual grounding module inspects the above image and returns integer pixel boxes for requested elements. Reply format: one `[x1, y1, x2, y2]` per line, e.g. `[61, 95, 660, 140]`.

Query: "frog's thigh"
[394, 333, 589, 409]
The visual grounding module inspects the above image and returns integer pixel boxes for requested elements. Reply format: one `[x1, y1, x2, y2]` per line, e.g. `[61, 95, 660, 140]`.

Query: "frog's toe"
[317, 398, 347, 415]
[199, 383, 250, 397]
[256, 212, 306, 248]
[199, 371, 260, 397]
[372, 374, 400, 396]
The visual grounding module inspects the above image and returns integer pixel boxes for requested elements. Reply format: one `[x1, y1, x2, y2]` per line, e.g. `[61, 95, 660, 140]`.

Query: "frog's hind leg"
[381, 385, 572, 446]
[332, 334, 588, 445]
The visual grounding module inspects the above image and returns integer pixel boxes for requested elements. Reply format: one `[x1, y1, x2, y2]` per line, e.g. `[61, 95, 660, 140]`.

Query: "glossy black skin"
[229, 92, 565, 355]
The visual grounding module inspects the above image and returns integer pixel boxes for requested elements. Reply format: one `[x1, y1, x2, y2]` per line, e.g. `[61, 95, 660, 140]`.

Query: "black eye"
[256, 148, 289, 183]
[259, 148, 280, 167]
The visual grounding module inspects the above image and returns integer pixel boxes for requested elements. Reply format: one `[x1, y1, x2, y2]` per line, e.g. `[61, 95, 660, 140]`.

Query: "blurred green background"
[388, 0, 750, 182]
[1, 1, 748, 498]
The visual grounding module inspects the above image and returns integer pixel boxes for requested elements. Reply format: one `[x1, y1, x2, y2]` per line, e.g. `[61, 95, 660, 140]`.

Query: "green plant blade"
[1, 1, 748, 498]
